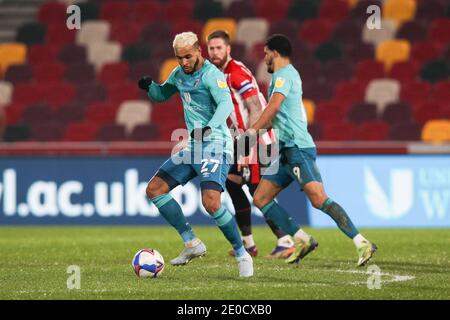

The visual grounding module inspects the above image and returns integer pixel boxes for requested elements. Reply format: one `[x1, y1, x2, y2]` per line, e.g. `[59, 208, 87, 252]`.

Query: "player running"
[242, 34, 377, 266]
[207, 30, 295, 259]
[138, 32, 253, 277]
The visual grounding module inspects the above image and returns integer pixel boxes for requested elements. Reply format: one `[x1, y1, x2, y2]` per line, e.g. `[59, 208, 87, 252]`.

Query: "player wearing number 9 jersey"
[139, 32, 253, 277]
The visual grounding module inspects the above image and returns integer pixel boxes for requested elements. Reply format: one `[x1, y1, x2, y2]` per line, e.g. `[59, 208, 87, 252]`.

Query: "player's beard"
[266, 58, 274, 74]
[183, 57, 200, 74]
[213, 54, 228, 69]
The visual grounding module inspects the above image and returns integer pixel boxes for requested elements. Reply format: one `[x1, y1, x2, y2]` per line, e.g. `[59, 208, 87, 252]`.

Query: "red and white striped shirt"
[224, 59, 274, 145]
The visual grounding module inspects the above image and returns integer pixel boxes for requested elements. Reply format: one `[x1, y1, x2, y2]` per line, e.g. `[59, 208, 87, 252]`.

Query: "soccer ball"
[132, 249, 165, 278]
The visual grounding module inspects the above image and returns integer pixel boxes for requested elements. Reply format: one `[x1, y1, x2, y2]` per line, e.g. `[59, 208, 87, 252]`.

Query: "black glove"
[138, 76, 152, 91]
[234, 130, 257, 158]
[190, 126, 212, 141]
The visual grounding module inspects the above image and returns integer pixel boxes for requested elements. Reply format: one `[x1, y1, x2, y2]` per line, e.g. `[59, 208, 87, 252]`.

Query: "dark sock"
[320, 198, 359, 239]
[226, 179, 252, 236]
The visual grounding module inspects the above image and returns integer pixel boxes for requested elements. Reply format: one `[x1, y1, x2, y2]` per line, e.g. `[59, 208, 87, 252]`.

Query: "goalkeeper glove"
[138, 76, 153, 91]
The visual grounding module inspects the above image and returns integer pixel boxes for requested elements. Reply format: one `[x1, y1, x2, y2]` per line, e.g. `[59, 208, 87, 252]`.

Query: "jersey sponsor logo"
[275, 77, 285, 88]
[217, 79, 228, 89]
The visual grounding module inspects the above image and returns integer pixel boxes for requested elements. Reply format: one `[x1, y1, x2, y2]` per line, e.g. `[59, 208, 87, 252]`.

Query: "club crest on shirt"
[275, 77, 285, 88]
[217, 79, 228, 89]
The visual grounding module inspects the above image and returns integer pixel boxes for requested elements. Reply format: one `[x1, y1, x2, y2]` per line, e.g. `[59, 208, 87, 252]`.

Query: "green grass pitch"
[0, 226, 449, 300]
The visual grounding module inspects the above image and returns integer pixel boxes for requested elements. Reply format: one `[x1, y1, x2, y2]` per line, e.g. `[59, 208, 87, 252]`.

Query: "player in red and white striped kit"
[207, 30, 295, 259]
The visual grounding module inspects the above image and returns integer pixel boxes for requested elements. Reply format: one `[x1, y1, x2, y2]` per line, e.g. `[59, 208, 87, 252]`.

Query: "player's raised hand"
[190, 126, 212, 141]
[138, 76, 153, 91]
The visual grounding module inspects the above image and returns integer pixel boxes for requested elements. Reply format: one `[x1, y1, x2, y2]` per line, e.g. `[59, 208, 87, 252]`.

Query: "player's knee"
[202, 195, 221, 215]
[310, 194, 327, 209]
[146, 179, 165, 199]
[252, 192, 267, 209]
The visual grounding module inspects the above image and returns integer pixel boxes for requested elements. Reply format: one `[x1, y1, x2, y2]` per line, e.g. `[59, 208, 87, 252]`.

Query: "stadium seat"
[193, 0, 224, 22]
[22, 104, 53, 125]
[171, 20, 203, 39]
[236, 19, 268, 49]
[116, 100, 152, 135]
[314, 41, 343, 63]
[376, 40, 411, 72]
[31, 122, 64, 141]
[319, 0, 349, 24]
[4, 103, 24, 126]
[201, 18, 237, 43]
[354, 121, 390, 140]
[159, 59, 179, 83]
[140, 22, 172, 44]
[76, 82, 107, 105]
[13, 83, 46, 106]
[346, 42, 375, 61]
[45, 83, 76, 110]
[99, 1, 130, 23]
[38, 1, 67, 26]
[382, 102, 412, 125]
[77, 1, 99, 22]
[389, 61, 420, 83]
[298, 20, 333, 46]
[54, 103, 86, 125]
[85, 102, 118, 125]
[396, 21, 427, 42]
[302, 99, 315, 124]
[412, 102, 446, 125]
[96, 124, 127, 141]
[288, 0, 319, 22]
[63, 122, 99, 142]
[4, 64, 32, 84]
[314, 101, 349, 123]
[268, 20, 299, 43]
[307, 122, 323, 140]
[332, 20, 362, 46]
[421, 59, 450, 84]
[347, 102, 378, 123]
[100, 62, 129, 86]
[27, 44, 59, 65]
[323, 122, 356, 141]
[383, 0, 417, 27]
[64, 63, 95, 84]
[34, 62, 65, 84]
[225, 0, 256, 20]
[400, 81, 432, 105]
[15, 22, 46, 46]
[362, 19, 396, 46]
[130, 124, 161, 141]
[303, 82, 334, 102]
[76, 21, 111, 46]
[3, 124, 31, 142]
[431, 81, 450, 102]
[0, 43, 27, 74]
[355, 60, 386, 83]
[46, 24, 76, 46]
[130, 1, 162, 25]
[164, 1, 195, 24]
[58, 44, 87, 64]
[321, 61, 354, 84]
[410, 41, 442, 65]
[421, 120, 450, 143]
[121, 42, 152, 65]
[416, 0, 447, 21]
[110, 22, 141, 46]
[87, 42, 122, 71]
[365, 79, 400, 114]
[389, 121, 421, 140]
[0, 81, 13, 107]
[255, 0, 290, 22]
[129, 62, 159, 83]
[429, 19, 450, 45]
[334, 80, 366, 105]
[108, 83, 141, 104]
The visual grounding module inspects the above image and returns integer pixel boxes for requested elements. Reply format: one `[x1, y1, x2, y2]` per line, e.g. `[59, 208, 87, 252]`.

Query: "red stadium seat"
[131, 1, 163, 25]
[130, 124, 161, 141]
[431, 80, 450, 103]
[100, 1, 130, 23]
[354, 121, 390, 140]
[346, 102, 378, 123]
[255, 0, 290, 22]
[382, 102, 412, 125]
[389, 61, 420, 83]
[64, 63, 95, 84]
[323, 122, 356, 141]
[38, 1, 66, 26]
[107, 82, 141, 104]
[334, 80, 366, 105]
[63, 122, 99, 142]
[46, 24, 76, 46]
[4, 103, 24, 125]
[85, 102, 119, 125]
[429, 19, 450, 45]
[314, 101, 349, 124]
[319, 0, 349, 24]
[389, 122, 421, 141]
[4, 64, 33, 84]
[27, 44, 59, 65]
[100, 62, 129, 85]
[96, 124, 127, 141]
[410, 41, 442, 65]
[412, 101, 446, 125]
[110, 22, 141, 46]
[298, 20, 333, 46]
[77, 82, 107, 105]
[58, 44, 87, 64]
[400, 81, 432, 105]
[45, 82, 76, 110]
[54, 103, 86, 125]
[354, 60, 385, 83]
[33, 62, 65, 84]
[13, 83, 46, 106]
[163, 1, 194, 24]
[22, 103, 54, 125]
[31, 122, 64, 141]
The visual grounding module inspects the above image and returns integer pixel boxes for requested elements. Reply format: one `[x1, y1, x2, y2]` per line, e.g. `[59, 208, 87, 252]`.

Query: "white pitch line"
[335, 269, 415, 285]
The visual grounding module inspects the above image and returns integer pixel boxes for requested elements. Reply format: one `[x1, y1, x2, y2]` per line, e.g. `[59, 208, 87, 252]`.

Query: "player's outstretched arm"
[249, 92, 285, 132]
[138, 76, 177, 102]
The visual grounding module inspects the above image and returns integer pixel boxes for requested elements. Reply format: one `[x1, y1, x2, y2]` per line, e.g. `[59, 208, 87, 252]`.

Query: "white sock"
[242, 234, 255, 248]
[277, 235, 294, 247]
[294, 229, 311, 242]
[352, 233, 368, 248]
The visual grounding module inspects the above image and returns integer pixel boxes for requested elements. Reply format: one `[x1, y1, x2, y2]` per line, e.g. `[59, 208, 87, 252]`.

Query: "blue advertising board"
[0, 157, 308, 225]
